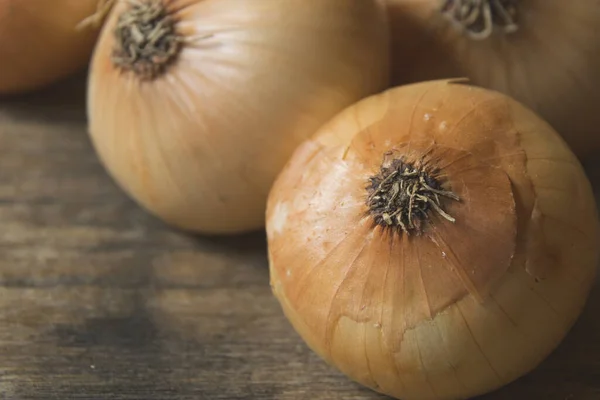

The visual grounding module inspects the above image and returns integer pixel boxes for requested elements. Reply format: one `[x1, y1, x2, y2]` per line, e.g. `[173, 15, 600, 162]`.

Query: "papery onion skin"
[87, 0, 390, 234]
[0, 0, 102, 95]
[385, 0, 600, 160]
[266, 80, 600, 400]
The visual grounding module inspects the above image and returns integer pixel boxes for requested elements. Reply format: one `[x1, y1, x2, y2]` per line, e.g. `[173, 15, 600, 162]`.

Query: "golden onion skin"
[266, 80, 599, 400]
[86, 0, 390, 234]
[0, 0, 102, 95]
[386, 0, 600, 160]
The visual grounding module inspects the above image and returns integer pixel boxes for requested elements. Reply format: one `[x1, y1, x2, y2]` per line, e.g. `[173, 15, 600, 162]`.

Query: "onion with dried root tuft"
[266, 79, 599, 400]
[386, 0, 600, 159]
[86, 0, 390, 234]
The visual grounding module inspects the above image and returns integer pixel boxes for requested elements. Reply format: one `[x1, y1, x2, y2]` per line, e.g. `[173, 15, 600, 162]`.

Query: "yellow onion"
[86, 0, 389, 234]
[0, 0, 110, 95]
[386, 0, 600, 159]
[267, 80, 599, 400]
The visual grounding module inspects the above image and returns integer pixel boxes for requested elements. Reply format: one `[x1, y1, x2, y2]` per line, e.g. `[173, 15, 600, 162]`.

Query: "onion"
[266, 80, 600, 400]
[0, 0, 109, 95]
[386, 0, 600, 159]
[86, 0, 389, 235]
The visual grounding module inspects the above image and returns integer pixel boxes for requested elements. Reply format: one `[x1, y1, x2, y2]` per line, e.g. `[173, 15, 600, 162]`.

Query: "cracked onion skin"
[0, 0, 101, 95]
[386, 0, 600, 160]
[266, 80, 600, 400]
[86, 0, 390, 235]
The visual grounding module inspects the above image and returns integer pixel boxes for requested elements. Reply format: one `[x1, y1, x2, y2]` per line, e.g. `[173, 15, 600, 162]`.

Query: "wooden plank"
[0, 74, 598, 400]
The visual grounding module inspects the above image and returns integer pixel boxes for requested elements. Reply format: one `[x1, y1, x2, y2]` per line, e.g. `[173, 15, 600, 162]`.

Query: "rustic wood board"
[0, 74, 599, 400]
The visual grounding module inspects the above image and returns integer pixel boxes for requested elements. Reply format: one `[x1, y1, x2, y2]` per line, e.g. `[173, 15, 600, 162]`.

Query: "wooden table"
[0, 74, 599, 400]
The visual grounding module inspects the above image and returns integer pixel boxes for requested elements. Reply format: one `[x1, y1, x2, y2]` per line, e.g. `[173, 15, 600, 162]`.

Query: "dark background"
[0, 73, 598, 400]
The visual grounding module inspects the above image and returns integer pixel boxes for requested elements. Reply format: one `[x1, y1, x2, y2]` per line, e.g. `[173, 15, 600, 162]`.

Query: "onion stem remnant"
[367, 155, 460, 235]
[441, 0, 518, 40]
[112, 0, 183, 80]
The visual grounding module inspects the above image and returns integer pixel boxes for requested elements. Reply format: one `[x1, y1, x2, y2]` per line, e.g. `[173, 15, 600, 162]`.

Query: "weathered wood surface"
[0, 74, 599, 400]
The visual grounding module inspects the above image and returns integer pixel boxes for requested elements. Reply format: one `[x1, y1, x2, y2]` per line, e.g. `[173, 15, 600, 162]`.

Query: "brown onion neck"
[111, 0, 183, 80]
[441, 0, 518, 40]
[366, 156, 460, 236]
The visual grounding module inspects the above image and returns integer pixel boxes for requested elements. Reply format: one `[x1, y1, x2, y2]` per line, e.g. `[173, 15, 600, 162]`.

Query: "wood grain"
[0, 74, 598, 400]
